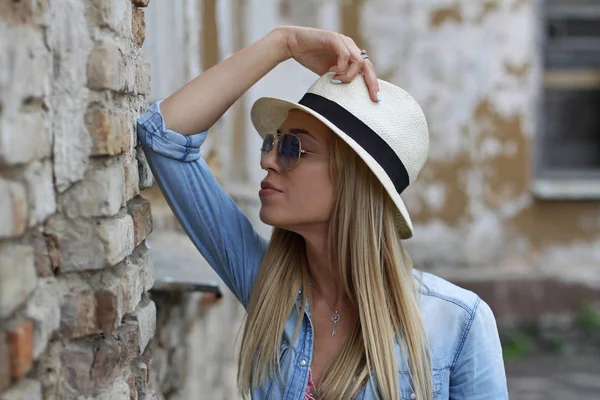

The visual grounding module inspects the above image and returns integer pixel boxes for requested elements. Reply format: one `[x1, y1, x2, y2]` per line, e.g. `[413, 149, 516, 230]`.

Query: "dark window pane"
[547, 19, 600, 40]
[542, 2, 600, 174]
[541, 88, 600, 170]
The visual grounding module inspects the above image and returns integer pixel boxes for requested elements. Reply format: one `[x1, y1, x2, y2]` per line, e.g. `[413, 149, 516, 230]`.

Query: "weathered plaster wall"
[227, 0, 600, 321]
[238, 0, 600, 270]
[351, 0, 600, 270]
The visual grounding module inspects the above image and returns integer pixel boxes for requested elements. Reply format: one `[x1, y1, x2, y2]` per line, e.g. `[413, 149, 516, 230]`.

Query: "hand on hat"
[278, 26, 380, 103]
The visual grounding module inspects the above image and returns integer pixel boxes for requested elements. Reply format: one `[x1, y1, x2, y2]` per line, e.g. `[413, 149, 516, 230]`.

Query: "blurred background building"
[0, 0, 599, 399]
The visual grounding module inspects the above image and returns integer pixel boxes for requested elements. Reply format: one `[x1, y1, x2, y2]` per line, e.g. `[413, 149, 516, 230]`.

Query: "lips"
[259, 180, 283, 198]
[260, 181, 282, 192]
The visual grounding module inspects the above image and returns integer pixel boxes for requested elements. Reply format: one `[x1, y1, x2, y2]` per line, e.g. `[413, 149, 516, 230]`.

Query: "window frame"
[532, 0, 600, 200]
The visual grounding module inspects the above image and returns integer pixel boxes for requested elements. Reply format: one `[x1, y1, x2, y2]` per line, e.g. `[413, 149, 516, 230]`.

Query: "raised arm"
[160, 26, 381, 135]
[137, 26, 380, 307]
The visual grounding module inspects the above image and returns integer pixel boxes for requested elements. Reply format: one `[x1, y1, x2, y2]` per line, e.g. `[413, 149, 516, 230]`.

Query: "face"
[259, 110, 335, 233]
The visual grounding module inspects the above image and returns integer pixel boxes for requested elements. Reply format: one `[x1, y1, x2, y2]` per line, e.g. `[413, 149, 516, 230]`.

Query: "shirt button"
[410, 394, 416, 399]
[299, 359, 307, 366]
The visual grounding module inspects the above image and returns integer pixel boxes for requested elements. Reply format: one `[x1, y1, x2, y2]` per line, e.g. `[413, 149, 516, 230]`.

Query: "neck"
[302, 229, 348, 310]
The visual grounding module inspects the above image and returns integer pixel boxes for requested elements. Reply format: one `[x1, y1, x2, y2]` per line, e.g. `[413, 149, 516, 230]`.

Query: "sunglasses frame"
[260, 133, 319, 171]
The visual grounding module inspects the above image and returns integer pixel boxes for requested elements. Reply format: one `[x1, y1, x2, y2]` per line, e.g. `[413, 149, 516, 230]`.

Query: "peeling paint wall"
[354, 0, 600, 270]
[234, 0, 600, 271]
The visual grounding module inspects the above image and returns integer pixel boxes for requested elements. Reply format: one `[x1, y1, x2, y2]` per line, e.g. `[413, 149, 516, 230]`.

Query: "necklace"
[308, 280, 341, 338]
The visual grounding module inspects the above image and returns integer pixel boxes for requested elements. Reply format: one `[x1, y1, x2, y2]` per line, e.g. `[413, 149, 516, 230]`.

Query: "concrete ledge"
[532, 178, 600, 200]
[146, 231, 222, 297]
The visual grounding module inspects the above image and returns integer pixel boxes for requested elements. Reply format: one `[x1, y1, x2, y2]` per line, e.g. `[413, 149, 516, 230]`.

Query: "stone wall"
[147, 288, 244, 400]
[0, 0, 156, 398]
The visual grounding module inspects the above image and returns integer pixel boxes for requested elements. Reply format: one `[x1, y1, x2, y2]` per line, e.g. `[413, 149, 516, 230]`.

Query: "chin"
[259, 206, 294, 230]
[259, 206, 280, 227]
[259, 204, 329, 232]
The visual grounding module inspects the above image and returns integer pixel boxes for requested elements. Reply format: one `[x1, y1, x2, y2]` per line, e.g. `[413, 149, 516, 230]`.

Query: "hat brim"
[251, 97, 414, 239]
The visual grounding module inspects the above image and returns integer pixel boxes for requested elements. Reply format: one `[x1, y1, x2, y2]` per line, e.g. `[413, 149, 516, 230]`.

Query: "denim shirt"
[137, 101, 509, 400]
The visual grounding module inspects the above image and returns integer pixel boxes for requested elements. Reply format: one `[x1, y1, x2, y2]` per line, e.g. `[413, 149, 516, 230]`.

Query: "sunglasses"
[260, 133, 318, 171]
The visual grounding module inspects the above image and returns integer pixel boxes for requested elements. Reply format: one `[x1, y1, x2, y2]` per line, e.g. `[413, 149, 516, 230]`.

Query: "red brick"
[85, 107, 131, 156]
[132, 7, 145, 48]
[0, 331, 10, 391]
[128, 196, 152, 247]
[95, 289, 119, 333]
[7, 320, 34, 381]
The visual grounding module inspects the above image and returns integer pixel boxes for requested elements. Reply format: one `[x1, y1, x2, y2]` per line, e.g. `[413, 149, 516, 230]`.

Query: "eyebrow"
[276, 128, 317, 141]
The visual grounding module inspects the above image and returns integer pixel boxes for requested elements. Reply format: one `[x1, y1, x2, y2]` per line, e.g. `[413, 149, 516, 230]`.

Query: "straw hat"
[250, 73, 429, 239]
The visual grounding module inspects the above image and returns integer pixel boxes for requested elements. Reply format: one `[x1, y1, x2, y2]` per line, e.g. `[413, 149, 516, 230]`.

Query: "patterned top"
[304, 369, 320, 400]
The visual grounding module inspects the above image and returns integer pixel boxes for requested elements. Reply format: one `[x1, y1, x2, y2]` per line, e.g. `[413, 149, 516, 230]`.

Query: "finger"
[362, 60, 381, 102]
[343, 57, 363, 81]
[332, 37, 363, 82]
[327, 35, 351, 74]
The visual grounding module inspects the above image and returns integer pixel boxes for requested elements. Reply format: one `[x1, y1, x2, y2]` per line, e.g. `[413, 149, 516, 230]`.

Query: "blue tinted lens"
[279, 134, 300, 170]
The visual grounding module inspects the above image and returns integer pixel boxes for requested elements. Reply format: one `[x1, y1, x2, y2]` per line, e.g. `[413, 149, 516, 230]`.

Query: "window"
[534, 0, 600, 199]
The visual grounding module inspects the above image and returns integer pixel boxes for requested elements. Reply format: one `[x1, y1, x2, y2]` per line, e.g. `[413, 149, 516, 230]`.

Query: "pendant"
[331, 311, 341, 337]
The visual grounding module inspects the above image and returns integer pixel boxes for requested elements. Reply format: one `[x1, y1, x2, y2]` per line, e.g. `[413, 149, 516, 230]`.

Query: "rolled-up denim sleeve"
[450, 298, 509, 399]
[136, 100, 267, 308]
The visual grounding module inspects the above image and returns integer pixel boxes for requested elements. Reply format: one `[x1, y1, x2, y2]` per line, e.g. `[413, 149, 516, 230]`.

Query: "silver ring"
[360, 49, 369, 60]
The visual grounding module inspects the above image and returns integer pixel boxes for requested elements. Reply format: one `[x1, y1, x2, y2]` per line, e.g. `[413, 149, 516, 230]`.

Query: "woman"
[137, 26, 507, 399]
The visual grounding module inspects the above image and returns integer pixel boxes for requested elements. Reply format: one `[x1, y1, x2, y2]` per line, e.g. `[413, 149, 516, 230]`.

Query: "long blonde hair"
[237, 133, 433, 399]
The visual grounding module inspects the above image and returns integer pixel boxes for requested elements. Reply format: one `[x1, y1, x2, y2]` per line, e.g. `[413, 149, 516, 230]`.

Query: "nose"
[260, 145, 282, 172]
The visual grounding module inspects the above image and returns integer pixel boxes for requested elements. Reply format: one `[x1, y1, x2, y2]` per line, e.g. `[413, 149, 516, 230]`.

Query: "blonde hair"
[237, 133, 433, 399]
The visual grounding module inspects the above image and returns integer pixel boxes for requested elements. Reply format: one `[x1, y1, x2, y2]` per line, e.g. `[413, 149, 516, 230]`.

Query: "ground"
[506, 355, 600, 399]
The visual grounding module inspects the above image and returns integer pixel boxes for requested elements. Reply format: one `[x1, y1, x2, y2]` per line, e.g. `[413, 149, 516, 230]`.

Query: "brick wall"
[0, 0, 156, 398]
